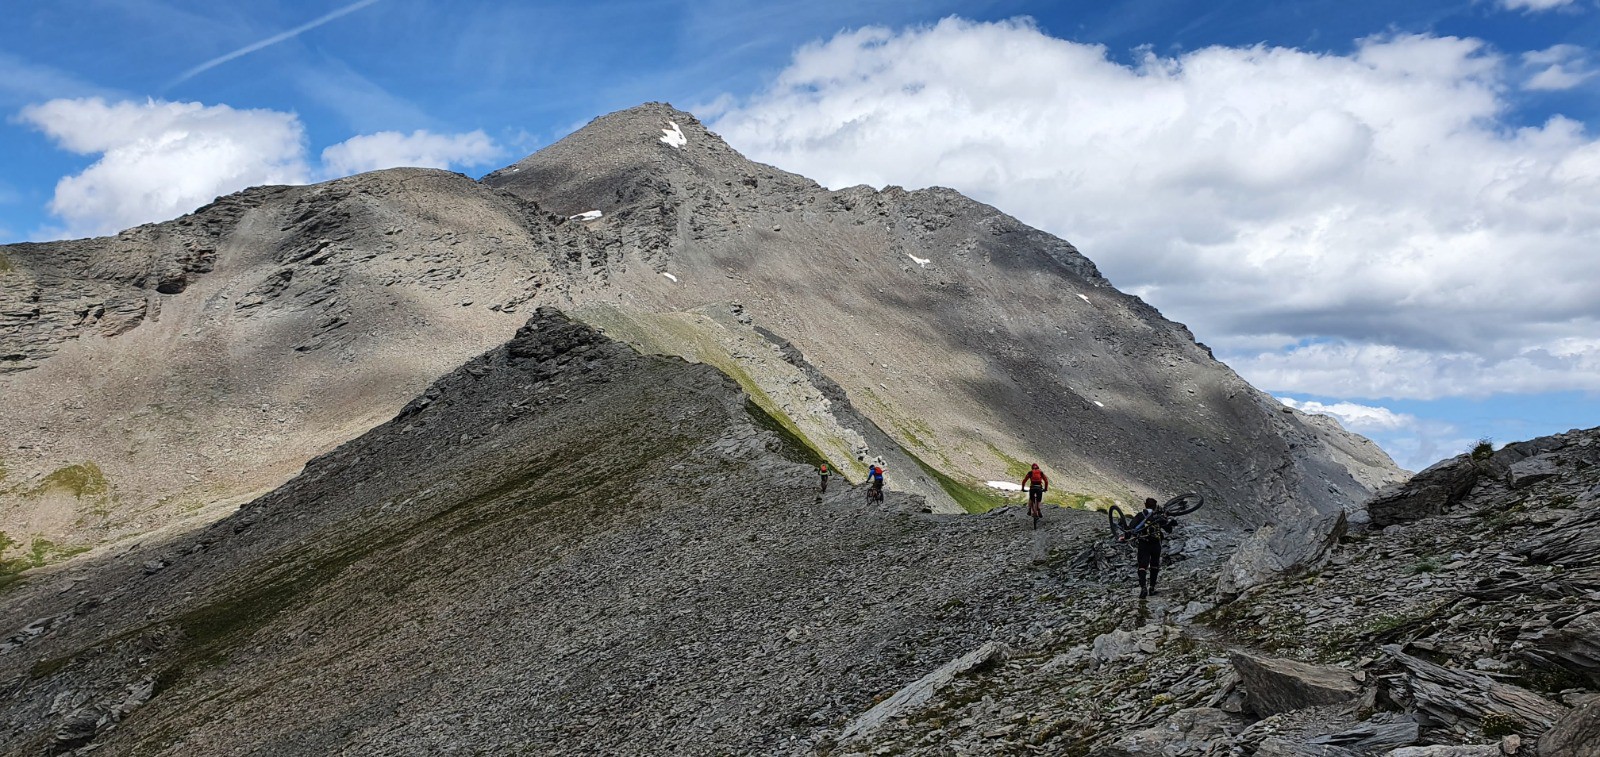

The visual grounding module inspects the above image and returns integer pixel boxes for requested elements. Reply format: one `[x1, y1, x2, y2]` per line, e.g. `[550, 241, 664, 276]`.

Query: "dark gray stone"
[1366, 454, 1480, 526]
[1231, 652, 1360, 717]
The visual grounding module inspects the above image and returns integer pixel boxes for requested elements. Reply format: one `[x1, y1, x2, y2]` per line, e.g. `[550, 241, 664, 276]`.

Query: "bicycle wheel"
[1161, 492, 1204, 517]
[1107, 504, 1131, 538]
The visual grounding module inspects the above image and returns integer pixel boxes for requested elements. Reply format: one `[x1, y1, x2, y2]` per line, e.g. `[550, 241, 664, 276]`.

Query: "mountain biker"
[1120, 497, 1176, 598]
[1021, 463, 1049, 521]
[867, 464, 885, 502]
[819, 463, 831, 492]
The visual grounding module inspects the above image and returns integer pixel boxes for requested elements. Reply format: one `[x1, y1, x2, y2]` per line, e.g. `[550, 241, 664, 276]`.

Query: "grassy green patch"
[0, 252, 13, 273]
[28, 538, 89, 566]
[1, 532, 91, 586]
[902, 448, 1010, 513]
[31, 462, 110, 498]
[980, 440, 1030, 480]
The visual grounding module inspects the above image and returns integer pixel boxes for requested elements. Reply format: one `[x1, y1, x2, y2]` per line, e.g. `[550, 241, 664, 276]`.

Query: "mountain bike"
[1107, 492, 1204, 539]
[1027, 487, 1045, 530]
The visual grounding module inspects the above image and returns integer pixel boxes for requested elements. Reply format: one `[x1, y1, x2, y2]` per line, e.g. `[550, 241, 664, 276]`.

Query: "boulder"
[1218, 506, 1347, 596]
[1091, 625, 1169, 670]
[1231, 652, 1360, 717]
[1257, 737, 1357, 756]
[1520, 612, 1600, 688]
[1508, 455, 1561, 489]
[1367, 454, 1480, 527]
[1307, 718, 1422, 753]
[1382, 646, 1566, 738]
[839, 641, 1009, 742]
[1516, 508, 1600, 568]
[1094, 707, 1243, 756]
[1383, 748, 1500, 757]
[1538, 696, 1600, 756]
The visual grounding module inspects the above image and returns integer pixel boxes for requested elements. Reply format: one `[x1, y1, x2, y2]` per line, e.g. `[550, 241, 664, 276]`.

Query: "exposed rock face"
[1218, 505, 1347, 596]
[839, 641, 1009, 742]
[1521, 613, 1600, 688]
[1231, 652, 1360, 717]
[2, 102, 1399, 561]
[1366, 454, 1481, 527]
[1383, 645, 1567, 738]
[1539, 697, 1600, 756]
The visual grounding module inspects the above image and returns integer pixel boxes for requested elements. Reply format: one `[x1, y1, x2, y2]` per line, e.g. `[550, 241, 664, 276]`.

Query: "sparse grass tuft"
[1481, 712, 1520, 738]
[1407, 556, 1442, 574]
[1471, 438, 1495, 461]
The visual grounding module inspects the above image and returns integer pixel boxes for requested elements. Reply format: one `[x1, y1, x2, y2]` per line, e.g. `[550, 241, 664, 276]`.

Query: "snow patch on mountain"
[660, 121, 687, 149]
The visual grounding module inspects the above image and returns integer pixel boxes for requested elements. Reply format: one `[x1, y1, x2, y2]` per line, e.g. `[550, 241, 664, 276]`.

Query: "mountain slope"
[0, 309, 1110, 755]
[1, 102, 1399, 582]
[3, 315, 1590, 756]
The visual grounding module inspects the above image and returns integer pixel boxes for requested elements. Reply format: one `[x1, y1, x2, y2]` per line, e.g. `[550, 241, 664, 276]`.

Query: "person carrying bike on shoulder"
[1120, 497, 1176, 598]
[867, 464, 885, 502]
[1021, 463, 1049, 521]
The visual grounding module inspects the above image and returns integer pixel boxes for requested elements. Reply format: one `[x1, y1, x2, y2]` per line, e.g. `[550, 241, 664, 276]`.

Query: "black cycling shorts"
[1136, 539, 1161, 569]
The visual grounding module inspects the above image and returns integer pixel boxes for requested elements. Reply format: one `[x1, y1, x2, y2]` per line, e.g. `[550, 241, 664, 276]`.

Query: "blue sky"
[3, 0, 1599, 470]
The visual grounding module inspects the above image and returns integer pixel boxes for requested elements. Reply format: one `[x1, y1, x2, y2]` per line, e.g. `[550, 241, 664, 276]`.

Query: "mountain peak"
[482, 102, 815, 216]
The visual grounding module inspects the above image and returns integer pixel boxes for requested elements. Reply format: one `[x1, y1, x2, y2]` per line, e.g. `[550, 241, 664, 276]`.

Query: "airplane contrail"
[171, 0, 382, 86]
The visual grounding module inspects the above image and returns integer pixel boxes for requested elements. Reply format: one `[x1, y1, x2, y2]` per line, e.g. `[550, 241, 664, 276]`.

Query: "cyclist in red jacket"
[1021, 464, 1049, 522]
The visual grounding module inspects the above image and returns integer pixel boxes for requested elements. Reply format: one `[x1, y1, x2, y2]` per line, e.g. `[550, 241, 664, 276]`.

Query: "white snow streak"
[907, 253, 930, 267]
[1077, 294, 1090, 303]
[660, 121, 687, 149]
[569, 210, 603, 222]
[661, 272, 679, 282]
[1093, 400, 1105, 407]
[985, 481, 1023, 491]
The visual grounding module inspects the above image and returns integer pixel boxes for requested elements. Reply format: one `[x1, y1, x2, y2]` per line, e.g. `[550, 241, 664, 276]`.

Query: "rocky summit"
[6, 103, 1582, 756]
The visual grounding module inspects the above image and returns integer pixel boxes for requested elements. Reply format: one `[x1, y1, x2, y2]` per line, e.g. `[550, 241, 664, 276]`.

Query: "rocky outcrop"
[1366, 454, 1481, 527]
[1231, 652, 1361, 717]
[839, 641, 1009, 742]
[1521, 613, 1600, 688]
[1306, 719, 1421, 753]
[1508, 455, 1561, 489]
[1538, 697, 1600, 756]
[1517, 507, 1600, 567]
[1384, 646, 1567, 739]
[1219, 505, 1347, 596]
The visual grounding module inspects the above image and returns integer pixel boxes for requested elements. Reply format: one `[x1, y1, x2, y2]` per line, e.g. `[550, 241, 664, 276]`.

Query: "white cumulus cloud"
[710, 19, 1600, 401]
[1500, 0, 1577, 11]
[320, 129, 503, 177]
[19, 98, 311, 238]
[1277, 397, 1417, 432]
[1522, 44, 1596, 90]
[20, 98, 504, 239]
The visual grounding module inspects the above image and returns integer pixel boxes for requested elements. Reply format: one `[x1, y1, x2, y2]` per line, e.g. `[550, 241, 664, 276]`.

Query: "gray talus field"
[0, 310, 1108, 756]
